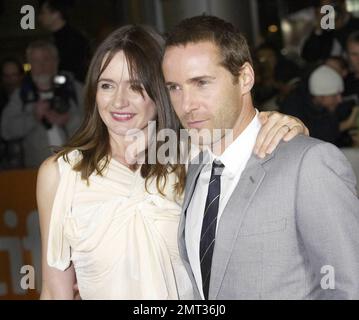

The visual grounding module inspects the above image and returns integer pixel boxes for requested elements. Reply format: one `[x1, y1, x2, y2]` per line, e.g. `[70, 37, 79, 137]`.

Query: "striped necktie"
[200, 160, 224, 299]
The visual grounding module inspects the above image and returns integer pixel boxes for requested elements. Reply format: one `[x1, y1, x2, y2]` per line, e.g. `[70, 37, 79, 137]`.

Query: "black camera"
[38, 74, 76, 114]
[20, 72, 77, 114]
[20, 72, 78, 129]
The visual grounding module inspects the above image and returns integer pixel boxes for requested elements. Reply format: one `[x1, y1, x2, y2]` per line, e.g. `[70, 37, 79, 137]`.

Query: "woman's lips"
[111, 112, 136, 122]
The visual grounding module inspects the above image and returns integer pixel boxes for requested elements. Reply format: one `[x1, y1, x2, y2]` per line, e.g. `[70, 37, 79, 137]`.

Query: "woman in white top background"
[36, 25, 308, 300]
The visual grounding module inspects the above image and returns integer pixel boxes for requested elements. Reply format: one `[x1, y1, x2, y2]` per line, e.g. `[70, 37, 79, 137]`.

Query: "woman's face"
[96, 51, 157, 138]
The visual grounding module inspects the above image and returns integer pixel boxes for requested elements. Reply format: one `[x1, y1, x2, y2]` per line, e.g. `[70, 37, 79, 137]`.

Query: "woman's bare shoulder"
[38, 155, 60, 181]
[37, 155, 61, 200]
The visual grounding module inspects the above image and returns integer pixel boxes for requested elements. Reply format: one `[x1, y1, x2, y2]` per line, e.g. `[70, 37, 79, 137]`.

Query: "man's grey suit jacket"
[179, 136, 359, 299]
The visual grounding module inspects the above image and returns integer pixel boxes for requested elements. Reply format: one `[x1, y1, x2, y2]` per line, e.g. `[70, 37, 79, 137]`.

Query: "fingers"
[254, 112, 307, 158]
[283, 125, 303, 141]
[256, 122, 291, 158]
[258, 111, 271, 125]
[284, 118, 309, 138]
[254, 112, 282, 155]
[266, 125, 299, 154]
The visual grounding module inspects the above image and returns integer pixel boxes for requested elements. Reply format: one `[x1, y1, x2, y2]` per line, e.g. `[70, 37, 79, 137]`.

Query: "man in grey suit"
[162, 15, 359, 299]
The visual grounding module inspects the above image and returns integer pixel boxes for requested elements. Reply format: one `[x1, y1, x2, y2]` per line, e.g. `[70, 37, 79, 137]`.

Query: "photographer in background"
[1, 40, 83, 168]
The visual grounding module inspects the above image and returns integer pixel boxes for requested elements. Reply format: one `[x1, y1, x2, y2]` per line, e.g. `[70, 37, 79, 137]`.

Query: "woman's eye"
[167, 84, 180, 92]
[100, 83, 113, 90]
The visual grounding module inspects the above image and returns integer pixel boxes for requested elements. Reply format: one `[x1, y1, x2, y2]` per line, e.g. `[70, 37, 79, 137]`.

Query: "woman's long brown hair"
[56, 25, 186, 197]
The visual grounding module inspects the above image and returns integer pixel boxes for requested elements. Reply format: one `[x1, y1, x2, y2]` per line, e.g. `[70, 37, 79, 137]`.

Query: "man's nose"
[34, 60, 50, 72]
[181, 89, 198, 114]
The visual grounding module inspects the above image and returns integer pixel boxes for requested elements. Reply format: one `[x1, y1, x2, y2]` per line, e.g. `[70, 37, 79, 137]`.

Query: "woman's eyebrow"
[97, 78, 116, 83]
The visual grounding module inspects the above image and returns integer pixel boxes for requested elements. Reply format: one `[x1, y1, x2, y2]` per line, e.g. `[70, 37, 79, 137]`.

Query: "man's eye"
[197, 80, 209, 87]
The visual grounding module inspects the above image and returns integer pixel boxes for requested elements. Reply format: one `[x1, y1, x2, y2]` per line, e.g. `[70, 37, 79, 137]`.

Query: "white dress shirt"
[185, 112, 261, 299]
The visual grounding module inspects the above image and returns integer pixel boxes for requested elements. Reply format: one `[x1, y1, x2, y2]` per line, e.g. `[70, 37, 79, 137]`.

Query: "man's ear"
[239, 62, 255, 94]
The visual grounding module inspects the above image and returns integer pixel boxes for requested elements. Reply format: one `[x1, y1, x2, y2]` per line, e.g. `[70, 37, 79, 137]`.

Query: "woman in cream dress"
[37, 25, 308, 300]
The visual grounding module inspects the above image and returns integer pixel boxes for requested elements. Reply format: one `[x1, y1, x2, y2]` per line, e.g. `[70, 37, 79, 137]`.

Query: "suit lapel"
[209, 153, 274, 299]
[179, 151, 210, 240]
[178, 151, 210, 298]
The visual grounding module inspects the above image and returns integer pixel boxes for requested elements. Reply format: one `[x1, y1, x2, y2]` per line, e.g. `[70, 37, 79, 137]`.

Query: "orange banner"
[0, 169, 40, 300]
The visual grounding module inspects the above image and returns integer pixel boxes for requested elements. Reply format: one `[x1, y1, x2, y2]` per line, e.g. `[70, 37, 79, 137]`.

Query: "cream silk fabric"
[47, 150, 192, 299]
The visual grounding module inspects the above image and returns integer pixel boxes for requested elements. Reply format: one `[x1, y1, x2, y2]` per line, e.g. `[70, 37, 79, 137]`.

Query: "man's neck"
[210, 104, 256, 156]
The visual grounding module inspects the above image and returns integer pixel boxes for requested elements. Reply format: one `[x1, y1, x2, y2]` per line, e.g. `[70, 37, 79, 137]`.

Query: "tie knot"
[212, 160, 224, 176]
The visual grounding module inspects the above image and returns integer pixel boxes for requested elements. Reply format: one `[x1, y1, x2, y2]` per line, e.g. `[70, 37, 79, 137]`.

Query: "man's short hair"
[165, 15, 253, 79]
[347, 30, 359, 46]
[26, 40, 59, 62]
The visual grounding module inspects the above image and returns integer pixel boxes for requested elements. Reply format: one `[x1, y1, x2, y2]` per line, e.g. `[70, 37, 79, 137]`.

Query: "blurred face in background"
[1, 62, 23, 94]
[38, 2, 59, 31]
[28, 48, 58, 90]
[347, 41, 359, 76]
[313, 93, 342, 113]
[325, 58, 348, 78]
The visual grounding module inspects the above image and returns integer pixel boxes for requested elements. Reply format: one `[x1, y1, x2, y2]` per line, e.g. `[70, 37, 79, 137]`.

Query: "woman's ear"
[239, 62, 255, 95]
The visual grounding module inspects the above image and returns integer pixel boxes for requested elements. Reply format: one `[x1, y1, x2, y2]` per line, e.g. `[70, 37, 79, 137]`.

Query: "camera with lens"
[38, 73, 77, 114]
[20, 72, 78, 128]
[21, 72, 77, 111]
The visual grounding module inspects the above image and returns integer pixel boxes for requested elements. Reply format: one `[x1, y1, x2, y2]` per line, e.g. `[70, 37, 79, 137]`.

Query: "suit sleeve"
[296, 141, 359, 299]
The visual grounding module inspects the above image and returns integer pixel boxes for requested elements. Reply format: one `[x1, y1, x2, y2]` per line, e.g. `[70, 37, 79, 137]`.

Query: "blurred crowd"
[0, 0, 87, 170]
[0, 0, 358, 171]
[253, 0, 359, 149]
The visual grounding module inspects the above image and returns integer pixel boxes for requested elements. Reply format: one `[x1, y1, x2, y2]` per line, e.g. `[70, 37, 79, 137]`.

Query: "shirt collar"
[207, 109, 261, 178]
